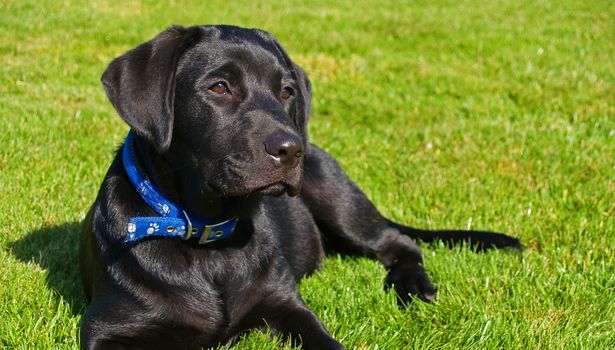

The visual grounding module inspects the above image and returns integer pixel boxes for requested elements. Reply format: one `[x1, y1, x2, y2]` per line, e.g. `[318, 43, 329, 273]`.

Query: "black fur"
[80, 25, 521, 350]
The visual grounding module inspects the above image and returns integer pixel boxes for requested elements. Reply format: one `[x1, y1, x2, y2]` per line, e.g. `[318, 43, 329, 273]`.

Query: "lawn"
[1, 0, 613, 349]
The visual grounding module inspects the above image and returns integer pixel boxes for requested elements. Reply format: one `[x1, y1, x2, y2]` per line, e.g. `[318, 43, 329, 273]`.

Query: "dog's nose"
[264, 132, 304, 168]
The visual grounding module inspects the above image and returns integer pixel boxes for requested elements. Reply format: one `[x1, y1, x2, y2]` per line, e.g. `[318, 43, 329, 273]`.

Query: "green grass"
[1, 0, 613, 349]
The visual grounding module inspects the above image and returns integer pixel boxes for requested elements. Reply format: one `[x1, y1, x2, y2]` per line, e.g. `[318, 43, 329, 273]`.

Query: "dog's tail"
[387, 220, 523, 251]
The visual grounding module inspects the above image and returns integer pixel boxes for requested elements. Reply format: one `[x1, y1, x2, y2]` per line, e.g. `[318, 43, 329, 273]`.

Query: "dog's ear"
[290, 63, 312, 149]
[101, 25, 200, 153]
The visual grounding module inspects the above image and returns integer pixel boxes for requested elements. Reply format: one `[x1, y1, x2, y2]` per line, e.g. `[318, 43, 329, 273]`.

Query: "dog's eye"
[280, 86, 294, 100]
[209, 82, 231, 95]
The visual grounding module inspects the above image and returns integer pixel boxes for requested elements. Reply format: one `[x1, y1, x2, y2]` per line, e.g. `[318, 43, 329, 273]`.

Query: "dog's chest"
[131, 228, 280, 332]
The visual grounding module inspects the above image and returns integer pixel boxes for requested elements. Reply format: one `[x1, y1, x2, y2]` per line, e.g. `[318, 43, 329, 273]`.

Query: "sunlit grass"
[1, 0, 613, 349]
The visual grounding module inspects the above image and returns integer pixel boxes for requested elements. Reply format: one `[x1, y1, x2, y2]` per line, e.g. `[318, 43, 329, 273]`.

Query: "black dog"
[80, 25, 520, 350]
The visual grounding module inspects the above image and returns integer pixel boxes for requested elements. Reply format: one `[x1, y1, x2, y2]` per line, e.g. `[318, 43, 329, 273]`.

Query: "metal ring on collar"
[182, 210, 193, 240]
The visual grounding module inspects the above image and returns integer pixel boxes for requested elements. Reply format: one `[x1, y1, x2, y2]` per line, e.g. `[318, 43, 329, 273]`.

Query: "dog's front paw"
[384, 257, 436, 306]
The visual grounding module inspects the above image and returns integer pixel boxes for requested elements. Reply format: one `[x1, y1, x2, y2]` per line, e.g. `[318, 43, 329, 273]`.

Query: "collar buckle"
[181, 210, 193, 240]
[198, 224, 221, 245]
[198, 219, 236, 245]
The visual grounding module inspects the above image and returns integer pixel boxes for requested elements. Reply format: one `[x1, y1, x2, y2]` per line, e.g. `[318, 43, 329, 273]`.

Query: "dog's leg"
[252, 289, 344, 350]
[301, 144, 520, 305]
[301, 144, 435, 304]
[80, 299, 183, 350]
[80, 313, 139, 350]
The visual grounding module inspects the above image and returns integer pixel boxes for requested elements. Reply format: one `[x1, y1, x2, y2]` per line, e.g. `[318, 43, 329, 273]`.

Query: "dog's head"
[102, 25, 311, 199]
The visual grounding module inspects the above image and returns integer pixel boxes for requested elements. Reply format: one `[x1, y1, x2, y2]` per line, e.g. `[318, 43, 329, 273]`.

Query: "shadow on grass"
[10, 221, 86, 316]
[8, 220, 523, 321]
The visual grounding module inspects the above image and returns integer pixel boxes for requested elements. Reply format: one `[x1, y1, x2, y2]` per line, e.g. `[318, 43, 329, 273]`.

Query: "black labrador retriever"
[80, 24, 521, 350]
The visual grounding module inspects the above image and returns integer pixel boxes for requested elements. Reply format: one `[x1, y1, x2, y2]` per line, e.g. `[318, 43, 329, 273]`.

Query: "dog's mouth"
[253, 182, 300, 197]
[207, 180, 301, 199]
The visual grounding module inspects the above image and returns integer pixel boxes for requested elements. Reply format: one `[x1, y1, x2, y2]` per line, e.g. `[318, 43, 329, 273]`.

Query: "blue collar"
[122, 131, 237, 244]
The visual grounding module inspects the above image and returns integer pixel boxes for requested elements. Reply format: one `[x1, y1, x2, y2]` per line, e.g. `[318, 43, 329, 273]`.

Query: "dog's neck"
[131, 135, 241, 220]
